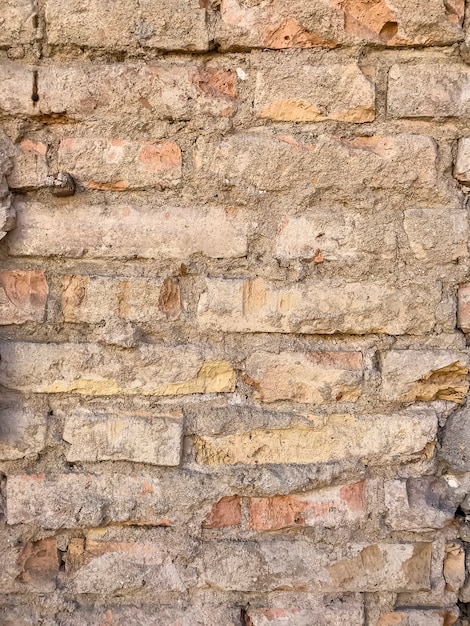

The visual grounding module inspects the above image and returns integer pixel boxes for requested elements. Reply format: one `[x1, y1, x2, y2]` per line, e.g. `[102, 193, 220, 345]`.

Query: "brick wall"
[1, 1, 470, 624]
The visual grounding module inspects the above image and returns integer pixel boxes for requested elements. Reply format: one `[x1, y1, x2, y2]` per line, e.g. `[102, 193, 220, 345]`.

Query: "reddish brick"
[16, 539, 59, 592]
[58, 138, 182, 190]
[0, 270, 48, 325]
[203, 496, 242, 528]
[249, 482, 366, 530]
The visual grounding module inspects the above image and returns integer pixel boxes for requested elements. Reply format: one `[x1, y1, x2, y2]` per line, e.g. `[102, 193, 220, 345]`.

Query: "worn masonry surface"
[3, 0, 470, 624]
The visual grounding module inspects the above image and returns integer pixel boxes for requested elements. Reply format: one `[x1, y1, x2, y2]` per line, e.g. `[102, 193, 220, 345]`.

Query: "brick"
[377, 611, 457, 626]
[57, 606, 211, 626]
[195, 133, 446, 206]
[244, 351, 363, 404]
[0, 269, 47, 325]
[444, 542, 465, 592]
[16, 539, 59, 592]
[63, 407, 183, 465]
[0, 392, 48, 460]
[196, 541, 432, 592]
[66, 535, 185, 594]
[8, 201, 249, 260]
[197, 277, 442, 335]
[194, 410, 437, 466]
[246, 597, 364, 626]
[0, 342, 235, 396]
[254, 62, 375, 123]
[6, 139, 48, 189]
[380, 350, 470, 403]
[61, 275, 181, 324]
[38, 63, 236, 120]
[248, 481, 366, 530]
[454, 138, 470, 184]
[7, 474, 174, 528]
[215, 0, 463, 50]
[275, 210, 397, 263]
[0, 0, 37, 46]
[46, 0, 208, 51]
[57, 138, 182, 191]
[203, 496, 242, 528]
[388, 63, 470, 118]
[384, 478, 458, 531]
[0, 62, 35, 116]
[404, 209, 468, 263]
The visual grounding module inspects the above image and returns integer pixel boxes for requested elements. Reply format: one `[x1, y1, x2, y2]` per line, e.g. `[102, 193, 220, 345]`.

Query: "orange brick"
[0, 270, 48, 325]
[203, 496, 241, 528]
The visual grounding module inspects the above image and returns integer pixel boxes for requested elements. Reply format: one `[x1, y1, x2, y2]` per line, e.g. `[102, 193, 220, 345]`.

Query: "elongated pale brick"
[196, 133, 447, 205]
[194, 410, 437, 466]
[61, 275, 178, 324]
[216, 0, 463, 50]
[0, 342, 235, 396]
[249, 481, 366, 530]
[377, 610, 457, 626]
[244, 351, 363, 403]
[63, 408, 183, 465]
[380, 350, 470, 403]
[8, 201, 249, 259]
[245, 597, 365, 626]
[0, 392, 48, 460]
[7, 474, 173, 528]
[46, 0, 209, 51]
[57, 138, 181, 190]
[66, 536, 185, 594]
[0, 269, 48, 325]
[197, 277, 442, 335]
[38, 63, 236, 120]
[255, 62, 375, 122]
[196, 540, 432, 592]
[0, 0, 37, 45]
[388, 63, 470, 118]
[275, 210, 397, 262]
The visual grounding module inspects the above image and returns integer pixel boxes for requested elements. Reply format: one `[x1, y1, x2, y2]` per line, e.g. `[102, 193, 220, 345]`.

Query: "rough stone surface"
[195, 410, 437, 466]
[0, 392, 48, 461]
[0, 269, 48, 325]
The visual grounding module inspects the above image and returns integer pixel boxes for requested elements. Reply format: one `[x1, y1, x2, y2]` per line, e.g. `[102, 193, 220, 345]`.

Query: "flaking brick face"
[1, 1, 470, 623]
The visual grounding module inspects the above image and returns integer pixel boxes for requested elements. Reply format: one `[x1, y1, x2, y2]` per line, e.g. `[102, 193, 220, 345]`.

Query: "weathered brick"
[16, 539, 59, 592]
[444, 542, 465, 592]
[0, 269, 47, 325]
[245, 596, 365, 626]
[57, 138, 182, 190]
[0, 0, 37, 46]
[0, 62, 35, 116]
[215, 0, 464, 50]
[454, 138, 470, 185]
[248, 481, 366, 530]
[194, 410, 437, 466]
[254, 62, 375, 123]
[196, 541, 432, 592]
[7, 474, 173, 528]
[244, 351, 363, 403]
[0, 392, 48, 460]
[6, 139, 48, 189]
[0, 342, 235, 396]
[66, 535, 185, 594]
[403, 209, 468, 263]
[56, 606, 214, 626]
[46, 0, 209, 51]
[195, 133, 446, 205]
[440, 406, 470, 471]
[377, 610, 458, 626]
[8, 201, 249, 260]
[203, 496, 242, 529]
[275, 210, 397, 263]
[61, 275, 182, 324]
[197, 277, 442, 335]
[38, 63, 237, 120]
[380, 350, 470, 403]
[63, 407, 183, 465]
[384, 478, 458, 531]
[388, 63, 470, 118]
